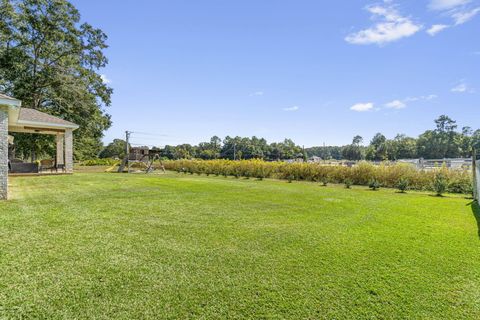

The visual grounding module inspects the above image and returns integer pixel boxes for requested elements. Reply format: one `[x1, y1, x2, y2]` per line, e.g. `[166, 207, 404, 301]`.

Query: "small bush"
[344, 179, 353, 189]
[448, 179, 473, 195]
[287, 174, 294, 183]
[433, 173, 448, 196]
[396, 178, 409, 193]
[320, 176, 329, 186]
[369, 179, 381, 191]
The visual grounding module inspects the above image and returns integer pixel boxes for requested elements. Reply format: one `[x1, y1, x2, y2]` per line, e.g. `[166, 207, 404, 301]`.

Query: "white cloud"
[385, 99, 406, 109]
[345, 4, 422, 45]
[250, 91, 264, 96]
[429, 0, 471, 11]
[404, 94, 438, 101]
[451, 83, 467, 92]
[350, 102, 374, 112]
[427, 24, 450, 35]
[429, 0, 480, 26]
[452, 7, 480, 24]
[451, 81, 474, 93]
[351, 94, 437, 113]
[283, 106, 299, 112]
[100, 74, 111, 84]
[383, 94, 438, 110]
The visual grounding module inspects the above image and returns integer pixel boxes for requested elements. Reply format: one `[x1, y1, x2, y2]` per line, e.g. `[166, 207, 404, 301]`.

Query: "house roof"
[0, 93, 22, 107]
[18, 108, 78, 129]
[1, 93, 79, 132]
[0, 93, 17, 100]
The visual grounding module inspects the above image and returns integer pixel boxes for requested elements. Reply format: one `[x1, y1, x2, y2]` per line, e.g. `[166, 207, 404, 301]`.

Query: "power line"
[129, 131, 169, 137]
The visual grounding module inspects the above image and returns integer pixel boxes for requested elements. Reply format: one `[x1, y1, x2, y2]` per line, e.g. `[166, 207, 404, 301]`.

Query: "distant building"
[308, 156, 322, 163]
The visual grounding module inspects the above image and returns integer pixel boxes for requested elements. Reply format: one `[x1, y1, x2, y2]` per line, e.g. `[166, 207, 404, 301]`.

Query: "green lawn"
[1, 172, 479, 319]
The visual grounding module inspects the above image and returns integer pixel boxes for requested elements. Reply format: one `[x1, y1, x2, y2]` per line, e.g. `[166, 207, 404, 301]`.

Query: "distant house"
[308, 156, 322, 163]
[1, 93, 79, 200]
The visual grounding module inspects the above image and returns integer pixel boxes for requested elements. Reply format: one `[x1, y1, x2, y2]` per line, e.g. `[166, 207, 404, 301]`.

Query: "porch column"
[0, 106, 8, 199]
[56, 134, 64, 167]
[64, 129, 73, 173]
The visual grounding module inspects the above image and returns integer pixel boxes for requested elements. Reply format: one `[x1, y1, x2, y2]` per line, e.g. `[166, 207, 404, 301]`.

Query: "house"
[0, 94, 79, 200]
[308, 156, 322, 163]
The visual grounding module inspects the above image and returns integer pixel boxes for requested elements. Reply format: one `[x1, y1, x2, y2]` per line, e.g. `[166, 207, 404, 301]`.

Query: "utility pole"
[126, 131, 131, 173]
[117, 130, 132, 173]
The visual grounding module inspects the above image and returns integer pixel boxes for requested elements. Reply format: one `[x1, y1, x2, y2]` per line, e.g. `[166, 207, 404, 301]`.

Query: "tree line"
[100, 137, 306, 161]
[100, 115, 480, 161]
[319, 115, 480, 161]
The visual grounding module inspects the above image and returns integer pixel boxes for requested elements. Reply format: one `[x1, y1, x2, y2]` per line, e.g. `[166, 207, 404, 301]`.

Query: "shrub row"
[162, 159, 473, 194]
[80, 158, 120, 166]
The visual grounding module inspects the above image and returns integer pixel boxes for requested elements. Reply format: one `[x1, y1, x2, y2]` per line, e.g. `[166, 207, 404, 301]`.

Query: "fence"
[398, 158, 472, 170]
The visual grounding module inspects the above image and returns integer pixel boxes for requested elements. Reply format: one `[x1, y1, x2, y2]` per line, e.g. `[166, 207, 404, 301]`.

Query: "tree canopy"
[0, 0, 112, 160]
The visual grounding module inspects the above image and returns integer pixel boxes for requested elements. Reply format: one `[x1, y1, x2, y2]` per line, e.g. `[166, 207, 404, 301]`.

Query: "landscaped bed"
[1, 172, 479, 319]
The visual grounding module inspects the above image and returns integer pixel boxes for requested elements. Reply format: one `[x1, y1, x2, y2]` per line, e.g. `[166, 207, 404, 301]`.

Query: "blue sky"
[71, 0, 479, 147]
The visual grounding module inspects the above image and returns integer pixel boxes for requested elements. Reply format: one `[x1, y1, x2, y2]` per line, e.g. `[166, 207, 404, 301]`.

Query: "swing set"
[117, 147, 166, 174]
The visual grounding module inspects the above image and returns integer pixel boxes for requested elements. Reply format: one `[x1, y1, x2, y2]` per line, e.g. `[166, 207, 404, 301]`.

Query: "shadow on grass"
[469, 201, 480, 239]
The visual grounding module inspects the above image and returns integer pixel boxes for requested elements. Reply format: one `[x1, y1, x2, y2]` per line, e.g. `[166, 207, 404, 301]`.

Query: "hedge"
[162, 159, 473, 194]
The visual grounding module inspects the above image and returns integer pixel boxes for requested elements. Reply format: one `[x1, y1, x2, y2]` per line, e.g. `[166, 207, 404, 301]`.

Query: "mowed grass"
[1, 172, 479, 319]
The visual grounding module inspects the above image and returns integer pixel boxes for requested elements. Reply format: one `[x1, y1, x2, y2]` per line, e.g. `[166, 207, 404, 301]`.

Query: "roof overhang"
[2, 94, 79, 134]
[0, 97, 22, 125]
[9, 122, 79, 135]
[15, 119, 79, 130]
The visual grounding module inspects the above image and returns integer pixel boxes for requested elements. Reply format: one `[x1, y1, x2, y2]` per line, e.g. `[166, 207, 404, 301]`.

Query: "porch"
[1, 93, 79, 199]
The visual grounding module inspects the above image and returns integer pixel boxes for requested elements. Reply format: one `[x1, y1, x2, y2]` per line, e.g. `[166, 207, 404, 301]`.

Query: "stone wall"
[0, 106, 8, 200]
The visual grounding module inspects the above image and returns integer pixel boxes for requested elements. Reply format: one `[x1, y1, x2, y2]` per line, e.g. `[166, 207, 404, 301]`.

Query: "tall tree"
[472, 130, 480, 151]
[0, 0, 112, 160]
[342, 136, 364, 160]
[417, 115, 461, 159]
[98, 139, 128, 159]
[352, 135, 363, 146]
[391, 134, 417, 160]
[460, 127, 473, 157]
[434, 115, 460, 158]
[368, 133, 388, 161]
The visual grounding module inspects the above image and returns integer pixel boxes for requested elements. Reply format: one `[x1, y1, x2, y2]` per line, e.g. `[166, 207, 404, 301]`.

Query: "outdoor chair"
[55, 162, 66, 173]
[40, 159, 55, 172]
